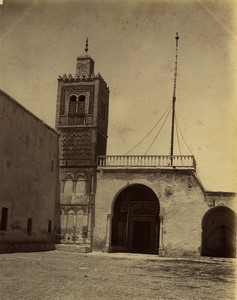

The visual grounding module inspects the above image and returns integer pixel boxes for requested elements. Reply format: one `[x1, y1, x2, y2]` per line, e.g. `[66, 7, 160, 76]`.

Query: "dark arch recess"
[201, 206, 236, 258]
[111, 184, 160, 254]
[113, 184, 160, 215]
[79, 95, 86, 102]
[69, 95, 77, 102]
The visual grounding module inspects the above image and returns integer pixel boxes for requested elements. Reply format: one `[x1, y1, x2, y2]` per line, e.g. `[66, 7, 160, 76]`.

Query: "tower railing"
[97, 155, 196, 170]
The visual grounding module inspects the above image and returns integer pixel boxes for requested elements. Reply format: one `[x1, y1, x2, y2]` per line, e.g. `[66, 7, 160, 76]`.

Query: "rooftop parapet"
[57, 73, 108, 88]
[97, 155, 196, 170]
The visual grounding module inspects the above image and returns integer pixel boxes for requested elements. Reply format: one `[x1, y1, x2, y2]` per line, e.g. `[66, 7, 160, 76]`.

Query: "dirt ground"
[0, 250, 236, 300]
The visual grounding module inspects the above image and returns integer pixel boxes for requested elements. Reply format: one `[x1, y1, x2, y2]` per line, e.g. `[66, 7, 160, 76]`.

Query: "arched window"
[76, 180, 86, 194]
[78, 95, 86, 114]
[69, 95, 77, 114]
[64, 179, 73, 194]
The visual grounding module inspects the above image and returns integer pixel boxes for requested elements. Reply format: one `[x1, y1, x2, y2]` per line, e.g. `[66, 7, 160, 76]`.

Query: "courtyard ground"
[0, 250, 236, 300]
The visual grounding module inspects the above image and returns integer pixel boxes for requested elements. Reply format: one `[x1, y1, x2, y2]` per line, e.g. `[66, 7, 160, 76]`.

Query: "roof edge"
[0, 89, 58, 135]
[205, 191, 236, 197]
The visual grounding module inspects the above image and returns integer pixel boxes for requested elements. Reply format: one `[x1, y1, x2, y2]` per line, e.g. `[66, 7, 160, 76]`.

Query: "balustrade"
[97, 155, 196, 169]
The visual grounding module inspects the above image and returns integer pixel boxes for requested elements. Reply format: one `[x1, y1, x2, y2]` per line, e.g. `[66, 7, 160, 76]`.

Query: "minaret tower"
[55, 40, 110, 250]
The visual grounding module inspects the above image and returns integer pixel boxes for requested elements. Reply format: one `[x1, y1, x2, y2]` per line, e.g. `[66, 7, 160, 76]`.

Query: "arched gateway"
[110, 184, 160, 254]
[201, 206, 236, 258]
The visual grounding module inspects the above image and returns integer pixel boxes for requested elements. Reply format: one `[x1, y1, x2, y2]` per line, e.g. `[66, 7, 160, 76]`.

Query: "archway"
[201, 206, 236, 258]
[111, 184, 160, 254]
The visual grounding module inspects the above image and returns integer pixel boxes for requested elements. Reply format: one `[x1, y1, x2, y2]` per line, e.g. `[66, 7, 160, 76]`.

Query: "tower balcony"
[97, 155, 196, 170]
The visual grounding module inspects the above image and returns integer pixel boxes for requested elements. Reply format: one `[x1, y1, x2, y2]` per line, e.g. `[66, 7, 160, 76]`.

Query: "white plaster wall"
[94, 168, 209, 256]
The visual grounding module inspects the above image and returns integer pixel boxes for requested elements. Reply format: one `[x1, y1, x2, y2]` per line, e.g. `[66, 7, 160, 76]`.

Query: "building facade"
[0, 90, 60, 253]
[94, 163, 236, 257]
[56, 48, 236, 258]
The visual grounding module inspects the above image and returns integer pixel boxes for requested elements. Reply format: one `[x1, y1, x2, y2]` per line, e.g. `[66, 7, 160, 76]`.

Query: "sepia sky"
[0, 0, 237, 191]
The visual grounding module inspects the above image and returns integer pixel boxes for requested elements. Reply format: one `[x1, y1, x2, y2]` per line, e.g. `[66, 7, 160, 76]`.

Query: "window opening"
[69, 95, 77, 114]
[48, 220, 52, 233]
[51, 160, 54, 171]
[64, 179, 73, 194]
[78, 95, 86, 114]
[76, 180, 86, 194]
[27, 218, 32, 234]
[0, 207, 8, 230]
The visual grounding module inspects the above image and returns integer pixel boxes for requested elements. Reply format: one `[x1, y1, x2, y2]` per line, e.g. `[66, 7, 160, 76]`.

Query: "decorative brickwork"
[59, 129, 92, 160]
[61, 205, 89, 214]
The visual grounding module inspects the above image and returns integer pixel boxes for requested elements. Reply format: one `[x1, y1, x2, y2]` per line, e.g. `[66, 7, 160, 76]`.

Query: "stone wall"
[205, 191, 236, 212]
[0, 90, 60, 252]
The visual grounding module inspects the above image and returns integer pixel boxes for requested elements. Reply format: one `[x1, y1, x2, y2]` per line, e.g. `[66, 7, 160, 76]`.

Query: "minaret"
[55, 40, 110, 250]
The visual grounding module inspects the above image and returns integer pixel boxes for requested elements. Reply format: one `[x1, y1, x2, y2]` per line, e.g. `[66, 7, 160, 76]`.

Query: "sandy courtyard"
[0, 251, 235, 300]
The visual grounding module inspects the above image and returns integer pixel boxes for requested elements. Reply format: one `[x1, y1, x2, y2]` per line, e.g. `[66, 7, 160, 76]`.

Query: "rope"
[125, 101, 173, 155]
[175, 114, 183, 165]
[143, 106, 172, 156]
[175, 114, 194, 156]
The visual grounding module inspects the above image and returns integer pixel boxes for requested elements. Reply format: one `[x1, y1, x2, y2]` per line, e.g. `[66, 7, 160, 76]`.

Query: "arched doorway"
[201, 206, 236, 258]
[111, 184, 160, 254]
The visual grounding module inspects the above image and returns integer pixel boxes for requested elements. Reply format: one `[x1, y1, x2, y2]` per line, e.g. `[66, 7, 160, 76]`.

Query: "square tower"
[55, 43, 109, 250]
